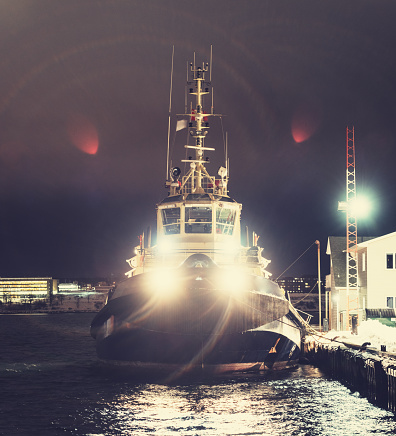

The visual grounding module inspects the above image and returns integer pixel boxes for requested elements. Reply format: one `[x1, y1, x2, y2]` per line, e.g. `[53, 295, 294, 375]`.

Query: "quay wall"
[0, 293, 106, 314]
[304, 339, 396, 413]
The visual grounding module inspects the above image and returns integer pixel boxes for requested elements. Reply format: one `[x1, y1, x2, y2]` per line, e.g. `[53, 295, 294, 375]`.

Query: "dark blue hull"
[93, 316, 301, 372]
[91, 256, 303, 373]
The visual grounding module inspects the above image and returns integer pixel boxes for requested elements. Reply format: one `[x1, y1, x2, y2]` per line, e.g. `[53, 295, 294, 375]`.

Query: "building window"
[387, 297, 394, 309]
[386, 254, 394, 269]
[362, 252, 366, 272]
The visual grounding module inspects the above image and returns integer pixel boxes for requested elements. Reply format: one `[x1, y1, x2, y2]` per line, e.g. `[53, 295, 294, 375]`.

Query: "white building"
[326, 232, 396, 330]
[58, 282, 81, 293]
[356, 231, 396, 310]
[0, 277, 57, 304]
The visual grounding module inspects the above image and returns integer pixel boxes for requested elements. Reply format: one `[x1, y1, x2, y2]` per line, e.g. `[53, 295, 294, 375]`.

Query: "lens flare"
[349, 196, 372, 219]
[67, 114, 99, 155]
[156, 237, 174, 255]
[291, 102, 322, 143]
[146, 268, 180, 298]
[218, 269, 247, 296]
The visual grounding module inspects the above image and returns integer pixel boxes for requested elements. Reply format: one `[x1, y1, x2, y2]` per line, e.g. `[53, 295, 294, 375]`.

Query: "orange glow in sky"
[291, 103, 321, 143]
[67, 114, 99, 155]
[292, 125, 310, 143]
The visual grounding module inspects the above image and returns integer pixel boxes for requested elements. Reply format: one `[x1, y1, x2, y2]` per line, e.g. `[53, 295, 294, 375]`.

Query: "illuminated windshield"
[185, 206, 212, 234]
[216, 207, 236, 235]
[161, 207, 180, 234]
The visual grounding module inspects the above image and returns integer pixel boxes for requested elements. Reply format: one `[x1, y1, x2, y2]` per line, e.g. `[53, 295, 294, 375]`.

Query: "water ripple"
[1, 314, 395, 435]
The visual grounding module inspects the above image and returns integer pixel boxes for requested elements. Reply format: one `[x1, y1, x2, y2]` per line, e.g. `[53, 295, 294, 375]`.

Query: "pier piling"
[304, 339, 395, 412]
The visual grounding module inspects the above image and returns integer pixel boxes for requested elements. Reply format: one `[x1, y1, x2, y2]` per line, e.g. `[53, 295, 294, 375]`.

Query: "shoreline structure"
[0, 292, 107, 314]
[304, 321, 396, 413]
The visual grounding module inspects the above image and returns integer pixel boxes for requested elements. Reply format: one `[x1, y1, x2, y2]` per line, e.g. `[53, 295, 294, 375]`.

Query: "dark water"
[1, 314, 395, 435]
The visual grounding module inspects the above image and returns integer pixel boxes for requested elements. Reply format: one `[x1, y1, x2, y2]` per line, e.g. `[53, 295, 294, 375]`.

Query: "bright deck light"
[222, 238, 240, 254]
[156, 237, 174, 255]
[146, 268, 179, 297]
[217, 268, 247, 295]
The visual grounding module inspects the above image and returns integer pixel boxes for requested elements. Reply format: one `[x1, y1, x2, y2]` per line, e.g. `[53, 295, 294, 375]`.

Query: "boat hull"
[94, 321, 301, 372]
[91, 257, 302, 373]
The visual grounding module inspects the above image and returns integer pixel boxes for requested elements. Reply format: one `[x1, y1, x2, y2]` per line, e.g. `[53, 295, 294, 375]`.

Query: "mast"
[178, 60, 225, 195]
[191, 62, 208, 191]
[165, 53, 228, 197]
[166, 46, 175, 180]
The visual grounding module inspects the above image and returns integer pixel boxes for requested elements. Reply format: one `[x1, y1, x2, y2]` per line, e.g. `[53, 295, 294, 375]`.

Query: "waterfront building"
[277, 276, 325, 294]
[58, 282, 81, 293]
[0, 277, 58, 304]
[0, 277, 111, 311]
[57, 281, 113, 297]
[326, 232, 396, 330]
[277, 276, 326, 326]
[93, 282, 115, 294]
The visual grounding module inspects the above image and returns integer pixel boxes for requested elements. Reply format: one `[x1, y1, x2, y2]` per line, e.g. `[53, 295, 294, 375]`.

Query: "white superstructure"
[126, 60, 271, 279]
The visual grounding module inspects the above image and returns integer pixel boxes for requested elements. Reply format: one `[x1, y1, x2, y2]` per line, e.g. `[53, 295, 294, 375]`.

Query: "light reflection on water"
[1, 314, 396, 435]
[88, 365, 395, 435]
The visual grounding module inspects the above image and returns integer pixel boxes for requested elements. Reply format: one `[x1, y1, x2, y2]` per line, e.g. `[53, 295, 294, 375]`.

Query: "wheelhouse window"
[387, 297, 394, 309]
[161, 207, 180, 234]
[215, 207, 236, 235]
[386, 254, 394, 269]
[185, 206, 212, 234]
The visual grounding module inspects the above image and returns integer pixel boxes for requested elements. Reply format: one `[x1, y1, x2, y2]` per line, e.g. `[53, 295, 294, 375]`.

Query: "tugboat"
[91, 55, 305, 374]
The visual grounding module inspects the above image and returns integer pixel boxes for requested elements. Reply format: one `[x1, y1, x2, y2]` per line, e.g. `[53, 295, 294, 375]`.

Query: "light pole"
[335, 293, 340, 331]
[325, 289, 329, 331]
[315, 240, 321, 331]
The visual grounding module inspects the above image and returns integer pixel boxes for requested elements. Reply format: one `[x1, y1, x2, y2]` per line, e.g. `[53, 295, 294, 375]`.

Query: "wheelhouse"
[125, 58, 272, 278]
[157, 193, 241, 255]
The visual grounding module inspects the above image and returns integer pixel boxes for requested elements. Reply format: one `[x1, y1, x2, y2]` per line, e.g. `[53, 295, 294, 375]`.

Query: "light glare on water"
[85, 366, 395, 435]
[1, 314, 395, 435]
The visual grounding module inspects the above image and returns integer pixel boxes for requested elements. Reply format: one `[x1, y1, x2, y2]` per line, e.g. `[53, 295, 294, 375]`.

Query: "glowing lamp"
[146, 268, 180, 298]
[338, 195, 372, 218]
[349, 196, 371, 218]
[223, 238, 239, 253]
[156, 237, 173, 255]
[216, 268, 246, 296]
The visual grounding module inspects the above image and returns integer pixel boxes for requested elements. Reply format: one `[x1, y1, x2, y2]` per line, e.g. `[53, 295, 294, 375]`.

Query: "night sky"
[1, 1, 395, 280]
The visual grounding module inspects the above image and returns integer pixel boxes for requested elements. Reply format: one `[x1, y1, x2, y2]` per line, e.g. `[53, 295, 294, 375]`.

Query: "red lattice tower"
[346, 126, 359, 329]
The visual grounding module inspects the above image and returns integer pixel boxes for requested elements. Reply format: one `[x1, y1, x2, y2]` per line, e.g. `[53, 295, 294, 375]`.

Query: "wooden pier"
[304, 337, 396, 412]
